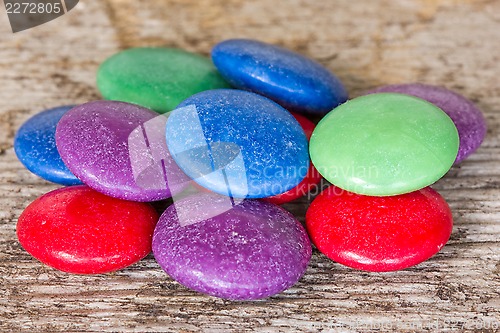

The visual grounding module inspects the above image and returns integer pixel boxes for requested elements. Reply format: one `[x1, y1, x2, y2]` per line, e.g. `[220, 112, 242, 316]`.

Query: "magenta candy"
[365, 83, 486, 164]
[55, 101, 189, 201]
[152, 193, 312, 300]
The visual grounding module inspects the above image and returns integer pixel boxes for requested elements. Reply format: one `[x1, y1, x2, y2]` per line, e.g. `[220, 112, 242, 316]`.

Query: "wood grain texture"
[1, 0, 499, 332]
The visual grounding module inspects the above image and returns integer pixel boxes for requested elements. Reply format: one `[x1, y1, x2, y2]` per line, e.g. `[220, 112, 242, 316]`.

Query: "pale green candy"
[310, 93, 459, 196]
[97, 47, 230, 113]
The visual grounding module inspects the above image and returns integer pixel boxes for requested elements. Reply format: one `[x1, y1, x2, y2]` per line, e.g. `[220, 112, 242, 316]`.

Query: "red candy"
[306, 185, 453, 272]
[17, 186, 158, 274]
[290, 113, 315, 140]
[264, 112, 322, 205]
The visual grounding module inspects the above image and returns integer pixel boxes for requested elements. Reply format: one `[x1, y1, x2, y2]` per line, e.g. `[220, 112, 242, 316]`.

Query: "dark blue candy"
[14, 106, 82, 186]
[166, 89, 309, 198]
[211, 39, 348, 115]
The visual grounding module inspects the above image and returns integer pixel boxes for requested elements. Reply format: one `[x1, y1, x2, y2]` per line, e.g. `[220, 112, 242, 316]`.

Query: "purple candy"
[365, 83, 486, 164]
[55, 101, 189, 201]
[152, 193, 312, 300]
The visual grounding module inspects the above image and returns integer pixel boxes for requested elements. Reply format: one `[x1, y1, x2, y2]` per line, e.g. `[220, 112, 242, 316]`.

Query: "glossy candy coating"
[310, 93, 459, 196]
[14, 106, 82, 185]
[153, 193, 312, 300]
[56, 100, 189, 201]
[290, 113, 316, 140]
[306, 185, 453, 272]
[166, 89, 309, 198]
[365, 83, 487, 164]
[211, 39, 348, 115]
[97, 47, 230, 113]
[264, 113, 322, 204]
[17, 186, 158, 274]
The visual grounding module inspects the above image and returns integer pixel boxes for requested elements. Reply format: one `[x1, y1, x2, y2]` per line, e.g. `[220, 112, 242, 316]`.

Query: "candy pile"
[14, 39, 486, 300]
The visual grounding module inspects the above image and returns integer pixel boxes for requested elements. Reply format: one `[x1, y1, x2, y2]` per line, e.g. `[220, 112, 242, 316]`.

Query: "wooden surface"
[1, 0, 500, 332]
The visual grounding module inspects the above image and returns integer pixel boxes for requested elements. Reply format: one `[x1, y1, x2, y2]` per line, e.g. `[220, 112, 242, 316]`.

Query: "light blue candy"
[14, 106, 82, 185]
[211, 39, 348, 115]
[166, 89, 309, 198]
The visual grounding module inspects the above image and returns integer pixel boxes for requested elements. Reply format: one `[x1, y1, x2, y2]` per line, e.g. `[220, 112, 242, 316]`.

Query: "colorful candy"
[212, 39, 348, 115]
[56, 100, 189, 201]
[264, 113, 322, 204]
[310, 93, 460, 196]
[306, 185, 453, 272]
[14, 106, 82, 185]
[153, 193, 311, 300]
[17, 186, 158, 274]
[166, 89, 309, 198]
[364, 83, 487, 164]
[15, 40, 484, 297]
[97, 47, 230, 113]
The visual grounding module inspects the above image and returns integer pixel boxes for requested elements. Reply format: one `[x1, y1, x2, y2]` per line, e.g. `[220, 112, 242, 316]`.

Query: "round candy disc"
[365, 83, 487, 164]
[56, 101, 189, 201]
[211, 39, 348, 115]
[14, 106, 82, 186]
[264, 113, 322, 204]
[17, 186, 158, 274]
[97, 47, 230, 113]
[166, 89, 309, 198]
[153, 193, 311, 300]
[310, 93, 459, 196]
[306, 185, 453, 272]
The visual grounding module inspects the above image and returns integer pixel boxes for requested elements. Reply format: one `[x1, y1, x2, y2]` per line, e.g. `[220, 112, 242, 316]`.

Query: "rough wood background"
[0, 0, 499, 332]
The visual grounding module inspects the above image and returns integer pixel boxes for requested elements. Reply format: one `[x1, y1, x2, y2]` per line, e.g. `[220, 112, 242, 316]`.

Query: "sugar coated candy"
[166, 89, 309, 198]
[14, 105, 82, 186]
[97, 47, 230, 113]
[212, 39, 348, 115]
[264, 112, 322, 204]
[17, 186, 158, 274]
[310, 93, 459, 196]
[365, 83, 486, 164]
[153, 193, 312, 300]
[306, 185, 453, 272]
[56, 100, 189, 201]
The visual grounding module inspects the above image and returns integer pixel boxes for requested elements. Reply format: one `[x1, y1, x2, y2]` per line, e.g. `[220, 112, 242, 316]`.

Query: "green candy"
[97, 47, 230, 113]
[310, 93, 459, 196]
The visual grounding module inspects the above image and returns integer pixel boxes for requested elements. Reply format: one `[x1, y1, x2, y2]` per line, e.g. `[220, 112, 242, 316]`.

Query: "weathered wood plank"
[1, 0, 500, 332]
